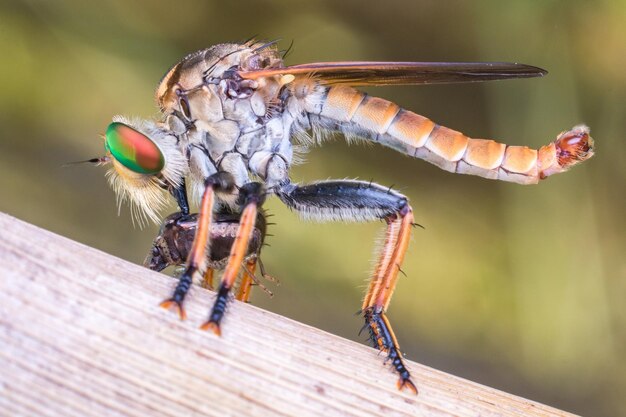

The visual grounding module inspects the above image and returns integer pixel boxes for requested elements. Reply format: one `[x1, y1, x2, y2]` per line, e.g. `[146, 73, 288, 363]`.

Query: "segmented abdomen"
[307, 85, 593, 184]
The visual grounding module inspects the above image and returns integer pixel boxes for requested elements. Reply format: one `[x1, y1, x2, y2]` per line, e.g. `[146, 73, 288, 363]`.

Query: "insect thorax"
[155, 42, 311, 207]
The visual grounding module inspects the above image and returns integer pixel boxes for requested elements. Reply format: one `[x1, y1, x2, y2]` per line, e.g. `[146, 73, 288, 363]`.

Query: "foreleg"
[200, 183, 265, 334]
[160, 172, 234, 320]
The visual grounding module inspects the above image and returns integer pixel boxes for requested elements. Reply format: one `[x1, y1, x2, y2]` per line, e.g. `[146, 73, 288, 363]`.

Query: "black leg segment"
[275, 180, 408, 222]
[169, 178, 190, 216]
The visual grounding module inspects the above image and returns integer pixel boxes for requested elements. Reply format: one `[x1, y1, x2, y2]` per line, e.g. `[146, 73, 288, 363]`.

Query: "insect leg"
[275, 179, 417, 394]
[200, 183, 265, 335]
[362, 207, 416, 394]
[202, 268, 215, 290]
[169, 178, 190, 216]
[235, 259, 257, 303]
[160, 172, 234, 320]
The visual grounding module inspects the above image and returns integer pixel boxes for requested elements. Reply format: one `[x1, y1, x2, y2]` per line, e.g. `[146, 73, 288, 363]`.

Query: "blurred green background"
[1, 1, 624, 415]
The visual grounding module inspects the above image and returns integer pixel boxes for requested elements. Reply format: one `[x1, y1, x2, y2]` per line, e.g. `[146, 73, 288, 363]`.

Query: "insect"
[94, 40, 594, 394]
[144, 210, 272, 302]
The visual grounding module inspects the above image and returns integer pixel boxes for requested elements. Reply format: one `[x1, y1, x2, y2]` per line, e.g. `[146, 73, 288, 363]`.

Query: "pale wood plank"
[0, 212, 577, 417]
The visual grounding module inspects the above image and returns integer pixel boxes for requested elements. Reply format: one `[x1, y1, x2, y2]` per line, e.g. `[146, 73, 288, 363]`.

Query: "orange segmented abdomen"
[310, 85, 593, 184]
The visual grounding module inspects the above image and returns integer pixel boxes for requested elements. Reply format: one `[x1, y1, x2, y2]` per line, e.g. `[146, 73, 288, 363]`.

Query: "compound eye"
[105, 122, 165, 174]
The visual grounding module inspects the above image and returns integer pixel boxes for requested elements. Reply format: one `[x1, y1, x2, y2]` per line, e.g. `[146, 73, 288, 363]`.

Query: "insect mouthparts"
[62, 156, 109, 168]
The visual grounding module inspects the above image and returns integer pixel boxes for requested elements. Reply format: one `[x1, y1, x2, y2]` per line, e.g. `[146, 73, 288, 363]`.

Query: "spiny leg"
[160, 172, 234, 320]
[258, 259, 279, 285]
[363, 206, 417, 394]
[219, 209, 270, 301]
[240, 259, 275, 299]
[200, 183, 265, 334]
[235, 259, 257, 303]
[276, 179, 417, 394]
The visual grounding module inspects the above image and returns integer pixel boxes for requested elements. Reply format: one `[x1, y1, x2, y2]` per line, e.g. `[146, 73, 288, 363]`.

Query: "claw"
[159, 299, 187, 321]
[397, 377, 418, 395]
[199, 320, 222, 336]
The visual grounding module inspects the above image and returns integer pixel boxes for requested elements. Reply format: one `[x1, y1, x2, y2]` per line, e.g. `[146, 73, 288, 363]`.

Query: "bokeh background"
[1, 1, 624, 415]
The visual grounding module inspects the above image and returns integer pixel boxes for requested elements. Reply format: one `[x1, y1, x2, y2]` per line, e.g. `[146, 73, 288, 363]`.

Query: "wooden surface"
[0, 212, 577, 417]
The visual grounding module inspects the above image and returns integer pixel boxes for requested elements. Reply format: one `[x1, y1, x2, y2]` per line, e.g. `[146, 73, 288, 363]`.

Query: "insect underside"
[99, 40, 594, 394]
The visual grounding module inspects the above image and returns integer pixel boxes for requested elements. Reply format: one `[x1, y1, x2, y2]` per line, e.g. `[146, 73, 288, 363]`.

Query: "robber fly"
[94, 40, 594, 394]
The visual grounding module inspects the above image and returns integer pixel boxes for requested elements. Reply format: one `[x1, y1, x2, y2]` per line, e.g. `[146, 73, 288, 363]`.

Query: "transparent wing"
[238, 61, 547, 86]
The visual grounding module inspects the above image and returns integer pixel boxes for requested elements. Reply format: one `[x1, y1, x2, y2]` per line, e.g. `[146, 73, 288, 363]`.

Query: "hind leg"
[276, 179, 417, 394]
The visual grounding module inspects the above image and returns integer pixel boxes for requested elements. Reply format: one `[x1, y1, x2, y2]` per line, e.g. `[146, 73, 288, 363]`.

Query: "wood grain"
[0, 212, 576, 417]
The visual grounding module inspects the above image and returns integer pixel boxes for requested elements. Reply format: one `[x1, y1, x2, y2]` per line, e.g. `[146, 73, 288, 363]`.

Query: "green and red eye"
[105, 122, 165, 174]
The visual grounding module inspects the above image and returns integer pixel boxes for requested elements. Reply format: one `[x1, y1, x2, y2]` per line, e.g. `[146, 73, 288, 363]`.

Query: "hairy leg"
[276, 179, 417, 394]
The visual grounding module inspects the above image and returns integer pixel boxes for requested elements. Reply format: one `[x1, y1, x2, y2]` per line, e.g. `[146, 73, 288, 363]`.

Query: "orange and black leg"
[361, 202, 416, 393]
[200, 182, 265, 334]
[160, 172, 235, 320]
[276, 179, 417, 394]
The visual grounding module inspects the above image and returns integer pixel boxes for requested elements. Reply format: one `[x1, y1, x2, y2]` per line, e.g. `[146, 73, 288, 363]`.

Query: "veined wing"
[238, 61, 547, 86]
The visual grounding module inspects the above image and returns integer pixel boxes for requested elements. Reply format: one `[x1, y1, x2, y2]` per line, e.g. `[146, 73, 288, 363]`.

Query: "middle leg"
[159, 172, 234, 319]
